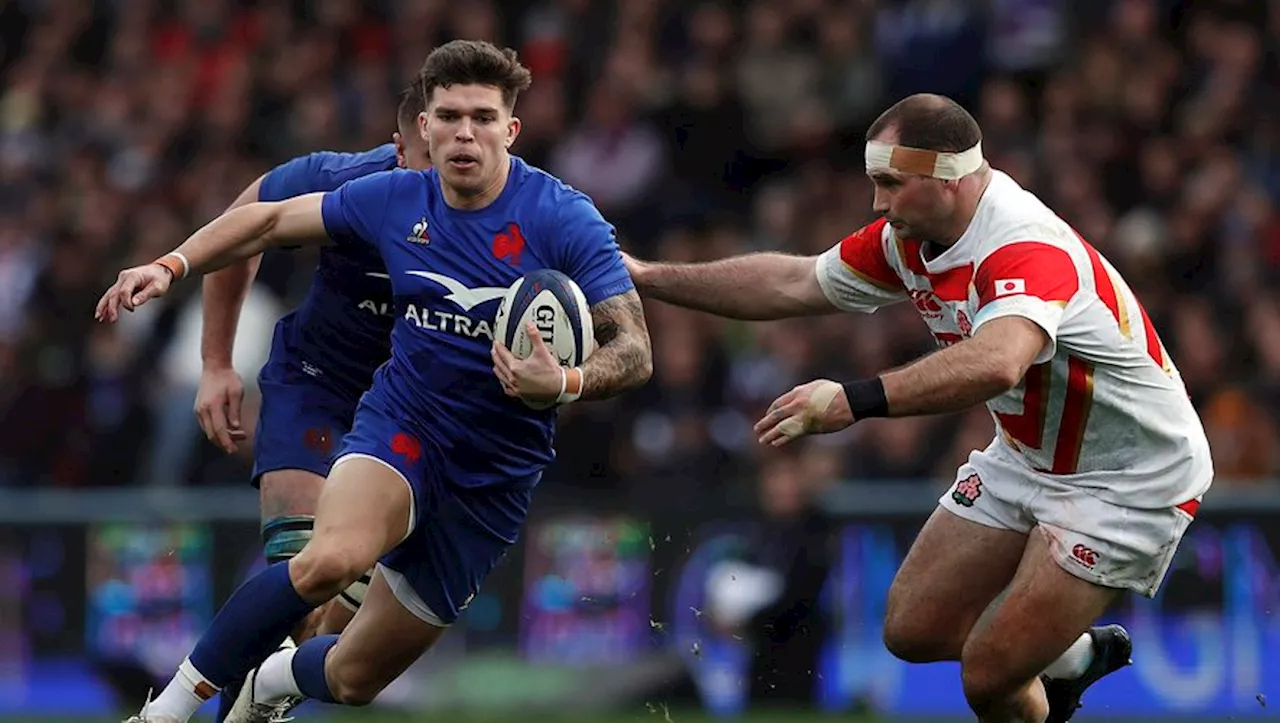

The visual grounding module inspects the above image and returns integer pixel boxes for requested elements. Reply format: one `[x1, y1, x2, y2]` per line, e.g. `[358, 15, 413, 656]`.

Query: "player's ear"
[505, 116, 521, 149]
[392, 132, 407, 169]
[418, 110, 429, 141]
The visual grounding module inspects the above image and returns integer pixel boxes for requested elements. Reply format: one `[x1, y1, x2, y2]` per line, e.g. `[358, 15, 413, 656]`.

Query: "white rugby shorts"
[940, 442, 1202, 598]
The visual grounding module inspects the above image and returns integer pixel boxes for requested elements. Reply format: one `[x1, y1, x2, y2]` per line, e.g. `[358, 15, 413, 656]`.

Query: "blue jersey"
[258, 144, 399, 399]
[319, 156, 634, 486]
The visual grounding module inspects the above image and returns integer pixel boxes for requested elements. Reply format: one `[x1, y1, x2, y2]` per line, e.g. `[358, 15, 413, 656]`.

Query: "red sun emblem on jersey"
[995, 278, 1026, 296]
[390, 432, 422, 464]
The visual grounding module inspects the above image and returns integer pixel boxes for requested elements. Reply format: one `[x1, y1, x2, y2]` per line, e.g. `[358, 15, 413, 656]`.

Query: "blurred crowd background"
[2, 0, 1278, 517]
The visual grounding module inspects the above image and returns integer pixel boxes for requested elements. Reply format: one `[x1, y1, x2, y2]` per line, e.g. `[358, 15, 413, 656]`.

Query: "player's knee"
[882, 605, 959, 663]
[326, 657, 386, 706]
[883, 620, 949, 663]
[289, 543, 375, 601]
[883, 582, 922, 661]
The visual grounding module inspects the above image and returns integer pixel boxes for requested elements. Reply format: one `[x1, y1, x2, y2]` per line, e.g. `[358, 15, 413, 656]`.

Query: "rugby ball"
[493, 269, 594, 409]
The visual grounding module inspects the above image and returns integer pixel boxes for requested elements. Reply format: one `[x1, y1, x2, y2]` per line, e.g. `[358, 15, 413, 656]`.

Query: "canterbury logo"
[407, 270, 507, 311]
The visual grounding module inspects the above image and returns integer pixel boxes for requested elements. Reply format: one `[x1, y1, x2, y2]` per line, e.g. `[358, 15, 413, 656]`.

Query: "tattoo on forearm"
[580, 290, 653, 399]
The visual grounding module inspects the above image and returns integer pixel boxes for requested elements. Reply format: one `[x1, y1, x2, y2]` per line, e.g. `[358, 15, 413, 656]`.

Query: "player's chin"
[443, 158, 482, 176]
[442, 166, 484, 189]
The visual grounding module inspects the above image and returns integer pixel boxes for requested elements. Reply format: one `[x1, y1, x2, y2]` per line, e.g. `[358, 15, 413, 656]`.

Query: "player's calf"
[958, 528, 1122, 723]
[235, 568, 447, 718]
[960, 654, 1049, 723]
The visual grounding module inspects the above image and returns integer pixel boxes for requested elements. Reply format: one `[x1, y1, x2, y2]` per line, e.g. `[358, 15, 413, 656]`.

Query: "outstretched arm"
[879, 316, 1048, 416]
[754, 316, 1049, 446]
[179, 193, 329, 277]
[626, 253, 837, 320]
[576, 289, 653, 400]
[95, 193, 329, 322]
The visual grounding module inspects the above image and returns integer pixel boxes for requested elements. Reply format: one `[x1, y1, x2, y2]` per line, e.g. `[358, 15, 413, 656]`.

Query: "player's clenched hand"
[491, 322, 565, 404]
[755, 379, 854, 447]
[94, 263, 174, 323]
[195, 367, 248, 453]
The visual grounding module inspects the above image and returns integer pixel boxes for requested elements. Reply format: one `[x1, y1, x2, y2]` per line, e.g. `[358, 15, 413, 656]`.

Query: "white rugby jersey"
[815, 171, 1212, 509]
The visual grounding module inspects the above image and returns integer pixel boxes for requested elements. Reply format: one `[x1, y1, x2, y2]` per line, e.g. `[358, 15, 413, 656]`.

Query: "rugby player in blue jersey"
[195, 79, 430, 650]
[98, 40, 652, 723]
[195, 77, 432, 723]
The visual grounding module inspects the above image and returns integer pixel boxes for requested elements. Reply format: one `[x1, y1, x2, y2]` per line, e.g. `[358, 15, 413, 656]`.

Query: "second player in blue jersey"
[101, 41, 652, 723]
[193, 81, 433, 661]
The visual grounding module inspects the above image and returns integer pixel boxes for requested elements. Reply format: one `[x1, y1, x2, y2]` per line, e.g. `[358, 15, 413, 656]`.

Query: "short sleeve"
[259, 146, 397, 201]
[260, 153, 335, 202]
[320, 172, 398, 250]
[815, 217, 908, 313]
[554, 193, 635, 305]
[972, 241, 1080, 364]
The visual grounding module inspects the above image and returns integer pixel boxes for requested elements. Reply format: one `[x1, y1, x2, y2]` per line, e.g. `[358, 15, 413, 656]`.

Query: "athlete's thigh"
[883, 452, 1035, 659]
[884, 506, 1028, 660]
[325, 567, 447, 700]
[287, 455, 414, 589]
[299, 400, 426, 570]
[307, 430, 422, 559]
[961, 526, 1121, 689]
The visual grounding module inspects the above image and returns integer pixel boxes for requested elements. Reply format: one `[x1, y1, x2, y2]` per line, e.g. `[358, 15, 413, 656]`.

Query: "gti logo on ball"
[534, 304, 556, 346]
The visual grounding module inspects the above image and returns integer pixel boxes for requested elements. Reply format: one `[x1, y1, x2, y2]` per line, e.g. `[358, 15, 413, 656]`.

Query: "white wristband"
[557, 367, 583, 404]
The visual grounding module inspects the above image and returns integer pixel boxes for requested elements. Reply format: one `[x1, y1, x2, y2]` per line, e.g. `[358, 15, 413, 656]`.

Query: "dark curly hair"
[417, 40, 532, 111]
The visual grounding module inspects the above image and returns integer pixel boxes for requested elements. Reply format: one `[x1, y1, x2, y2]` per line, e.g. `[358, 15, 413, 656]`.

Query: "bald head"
[866, 94, 982, 153]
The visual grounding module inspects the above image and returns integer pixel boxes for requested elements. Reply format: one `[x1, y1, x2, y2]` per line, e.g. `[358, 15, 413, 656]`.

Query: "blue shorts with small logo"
[332, 391, 536, 625]
[250, 323, 364, 487]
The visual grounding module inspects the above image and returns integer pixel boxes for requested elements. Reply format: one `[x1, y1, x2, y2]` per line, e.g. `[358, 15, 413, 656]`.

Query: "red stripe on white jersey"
[838, 217, 902, 292]
[975, 242, 1079, 309]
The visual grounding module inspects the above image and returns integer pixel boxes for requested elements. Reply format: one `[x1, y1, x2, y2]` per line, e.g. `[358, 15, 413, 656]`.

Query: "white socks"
[254, 646, 303, 703]
[1043, 632, 1095, 680]
[147, 658, 218, 721]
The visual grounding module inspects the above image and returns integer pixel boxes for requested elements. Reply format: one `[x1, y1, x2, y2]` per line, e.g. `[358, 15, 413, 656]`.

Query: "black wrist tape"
[842, 377, 888, 419]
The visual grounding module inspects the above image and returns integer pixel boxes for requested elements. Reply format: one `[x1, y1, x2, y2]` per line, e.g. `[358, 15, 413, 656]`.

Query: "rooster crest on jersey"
[493, 269, 595, 410]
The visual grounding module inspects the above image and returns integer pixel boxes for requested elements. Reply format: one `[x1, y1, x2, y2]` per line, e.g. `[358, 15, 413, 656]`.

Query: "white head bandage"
[865, 140, 984, 180]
